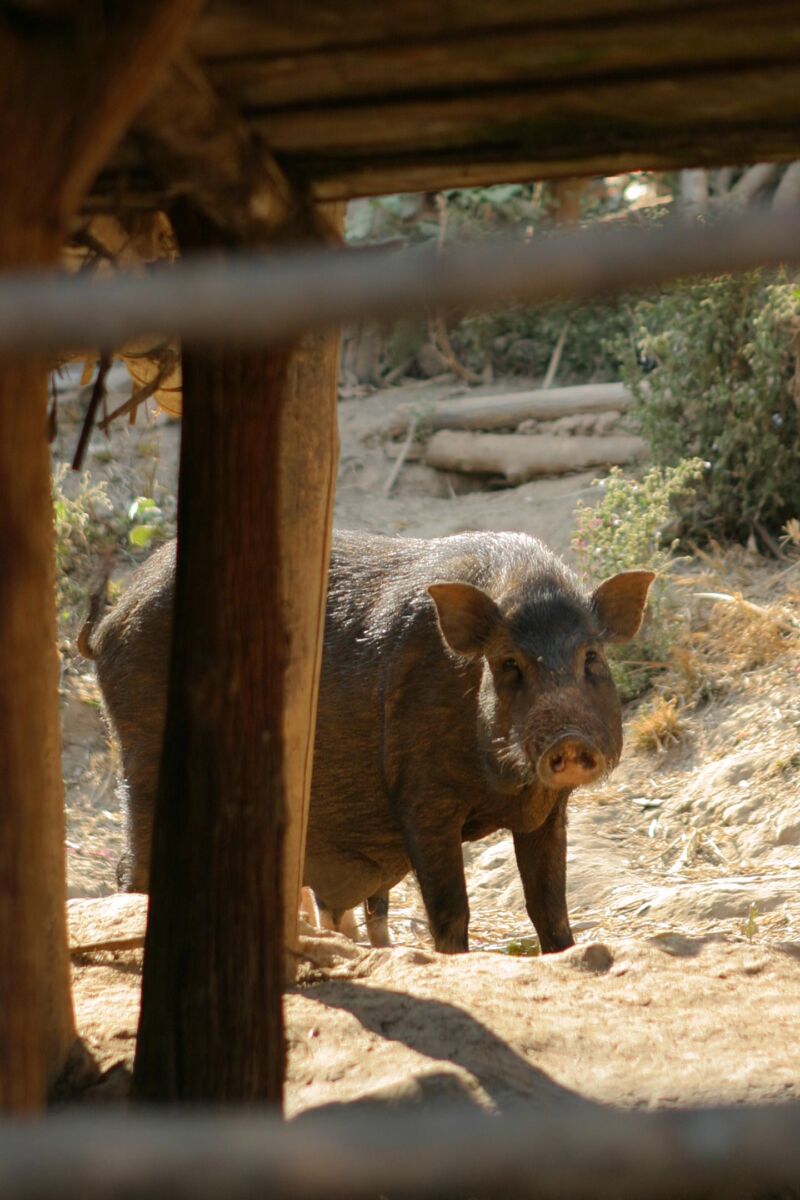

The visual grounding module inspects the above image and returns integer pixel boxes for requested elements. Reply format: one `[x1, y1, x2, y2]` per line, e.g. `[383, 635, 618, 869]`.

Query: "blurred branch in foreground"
[0, 208, 799, 355]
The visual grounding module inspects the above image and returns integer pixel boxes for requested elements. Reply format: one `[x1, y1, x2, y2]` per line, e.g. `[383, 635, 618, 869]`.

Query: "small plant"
[572, 458, 705, 700]
[127, 496, 168, 550]
[502, 935, 541, 957]
[739, 903, 759, 943]
[52, 465, 115, 633]
[630, 696, 684, 753]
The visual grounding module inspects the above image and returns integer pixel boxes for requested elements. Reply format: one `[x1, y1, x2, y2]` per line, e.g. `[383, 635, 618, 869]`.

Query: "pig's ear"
[591, 570, 656, 643]
[428, 582, 501, 657]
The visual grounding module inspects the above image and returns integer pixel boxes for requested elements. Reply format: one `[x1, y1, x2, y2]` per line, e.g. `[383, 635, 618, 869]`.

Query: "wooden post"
[134, 202, 342, 1099]
[281, 202, 344, 977]
[0, 1, 202, 1112]
[134, 340, 288, 1101]
[0, 337, 73, 1113]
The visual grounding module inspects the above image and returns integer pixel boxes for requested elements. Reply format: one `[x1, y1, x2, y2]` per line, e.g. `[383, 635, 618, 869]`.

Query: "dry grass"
[630, 696, 684, 753]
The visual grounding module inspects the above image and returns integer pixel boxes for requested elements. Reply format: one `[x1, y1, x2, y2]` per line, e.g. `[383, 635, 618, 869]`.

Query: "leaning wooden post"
[134, 203, 342, 1099]
[281, 201, 344, 977]
[0, 1, 202, 1112]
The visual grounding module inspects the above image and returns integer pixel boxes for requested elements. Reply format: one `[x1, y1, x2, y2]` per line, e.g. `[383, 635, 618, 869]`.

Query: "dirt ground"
[56, 368, 800, 1114]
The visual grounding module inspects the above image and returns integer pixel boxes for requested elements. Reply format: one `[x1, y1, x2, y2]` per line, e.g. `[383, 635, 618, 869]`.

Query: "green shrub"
[621, 271, 800, 541]
[572, 460, 705, 700]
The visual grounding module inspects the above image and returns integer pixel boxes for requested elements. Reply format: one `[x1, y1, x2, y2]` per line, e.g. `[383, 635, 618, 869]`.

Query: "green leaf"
[503, 936, 541, 957]
[129, 524, 157, 549]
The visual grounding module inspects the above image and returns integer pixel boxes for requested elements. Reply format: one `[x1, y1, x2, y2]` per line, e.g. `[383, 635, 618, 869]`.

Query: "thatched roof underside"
[88, 0, 800, 228]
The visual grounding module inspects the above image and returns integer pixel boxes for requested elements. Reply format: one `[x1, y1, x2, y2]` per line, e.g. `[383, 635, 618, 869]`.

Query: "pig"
[80, 530, 653, 954]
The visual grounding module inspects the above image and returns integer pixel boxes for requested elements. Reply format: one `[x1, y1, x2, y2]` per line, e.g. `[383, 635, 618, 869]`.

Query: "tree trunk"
[0, 0, 204, 1112]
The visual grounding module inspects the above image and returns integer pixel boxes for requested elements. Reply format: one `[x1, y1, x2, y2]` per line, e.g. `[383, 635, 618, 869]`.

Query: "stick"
[542, 319, 569, 389]
[383, 416, 418, 497]
[0, 210, 798, 353]
[71, 353, 111, 471]
[69, 936, 145, 956]
[98, 348, 180, 430]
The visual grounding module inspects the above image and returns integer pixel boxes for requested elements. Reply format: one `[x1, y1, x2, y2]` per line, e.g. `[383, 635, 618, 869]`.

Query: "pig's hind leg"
[364, 890, 391, 947]
[315, 892, 391, 945]
[316, 896, 360, 941]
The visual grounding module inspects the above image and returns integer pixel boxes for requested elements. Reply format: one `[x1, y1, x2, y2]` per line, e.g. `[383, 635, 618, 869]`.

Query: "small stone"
[776, 817, 800, 845]
[569, 942, 614, 972]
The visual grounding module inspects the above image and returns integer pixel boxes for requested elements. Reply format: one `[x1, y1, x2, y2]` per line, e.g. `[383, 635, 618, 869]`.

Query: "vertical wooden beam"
[281, 201, 344, 977]
[0, 338, 72, 1114]
[134, 339, 288, 1101]
[135, 201, 342, 1099]
[0, 0, 202, 1112]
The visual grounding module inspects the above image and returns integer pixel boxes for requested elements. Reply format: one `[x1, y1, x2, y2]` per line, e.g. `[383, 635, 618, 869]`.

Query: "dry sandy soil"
[55, 370, 800, 1116]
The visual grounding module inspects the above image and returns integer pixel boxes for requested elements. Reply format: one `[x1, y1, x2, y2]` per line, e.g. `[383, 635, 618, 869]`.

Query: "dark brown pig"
[81, 530, 653, 954]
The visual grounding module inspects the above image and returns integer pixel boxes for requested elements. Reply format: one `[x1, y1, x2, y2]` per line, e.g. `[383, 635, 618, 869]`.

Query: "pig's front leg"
[513, 796, 574, 954]
[403, 822, 470, 953]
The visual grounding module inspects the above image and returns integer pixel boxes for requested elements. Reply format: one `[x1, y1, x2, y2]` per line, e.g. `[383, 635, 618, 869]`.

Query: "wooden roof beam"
[133, 53, 332, 242]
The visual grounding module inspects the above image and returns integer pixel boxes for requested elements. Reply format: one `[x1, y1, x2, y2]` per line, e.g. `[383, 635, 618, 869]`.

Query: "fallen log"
[425, 431, 647, 483]
[382, 382, 633, 439]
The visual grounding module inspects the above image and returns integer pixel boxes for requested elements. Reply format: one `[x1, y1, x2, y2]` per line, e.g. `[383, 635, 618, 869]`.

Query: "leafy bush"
[572, 459, 705, 700]
[621, 271, 800, 541]
[52, 467, 174, 646]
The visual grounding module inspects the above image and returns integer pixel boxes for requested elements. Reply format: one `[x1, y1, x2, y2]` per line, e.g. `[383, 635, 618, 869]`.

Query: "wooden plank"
[207, 3, 800, 110]
[190, 0, 762, 59]
[247, 65, 800, 160]
[302, 142, 800, 201]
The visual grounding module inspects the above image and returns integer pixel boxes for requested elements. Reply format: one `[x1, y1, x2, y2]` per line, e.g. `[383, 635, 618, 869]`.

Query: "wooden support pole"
[0, 0, 203, 1112]
[280, 202, 344, 978]
[133, 337, 288, 1102]
[0, 335, 73, 1114]
[134, 201, 343, 1097]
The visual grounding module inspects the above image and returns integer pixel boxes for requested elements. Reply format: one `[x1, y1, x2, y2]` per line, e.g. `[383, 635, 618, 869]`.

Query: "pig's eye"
[584, 649, 602, 675]
[501, 658, 523, 682]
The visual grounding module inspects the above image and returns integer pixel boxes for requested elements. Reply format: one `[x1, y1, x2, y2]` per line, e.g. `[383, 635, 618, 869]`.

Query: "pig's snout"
[537, 734, 605, 789]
